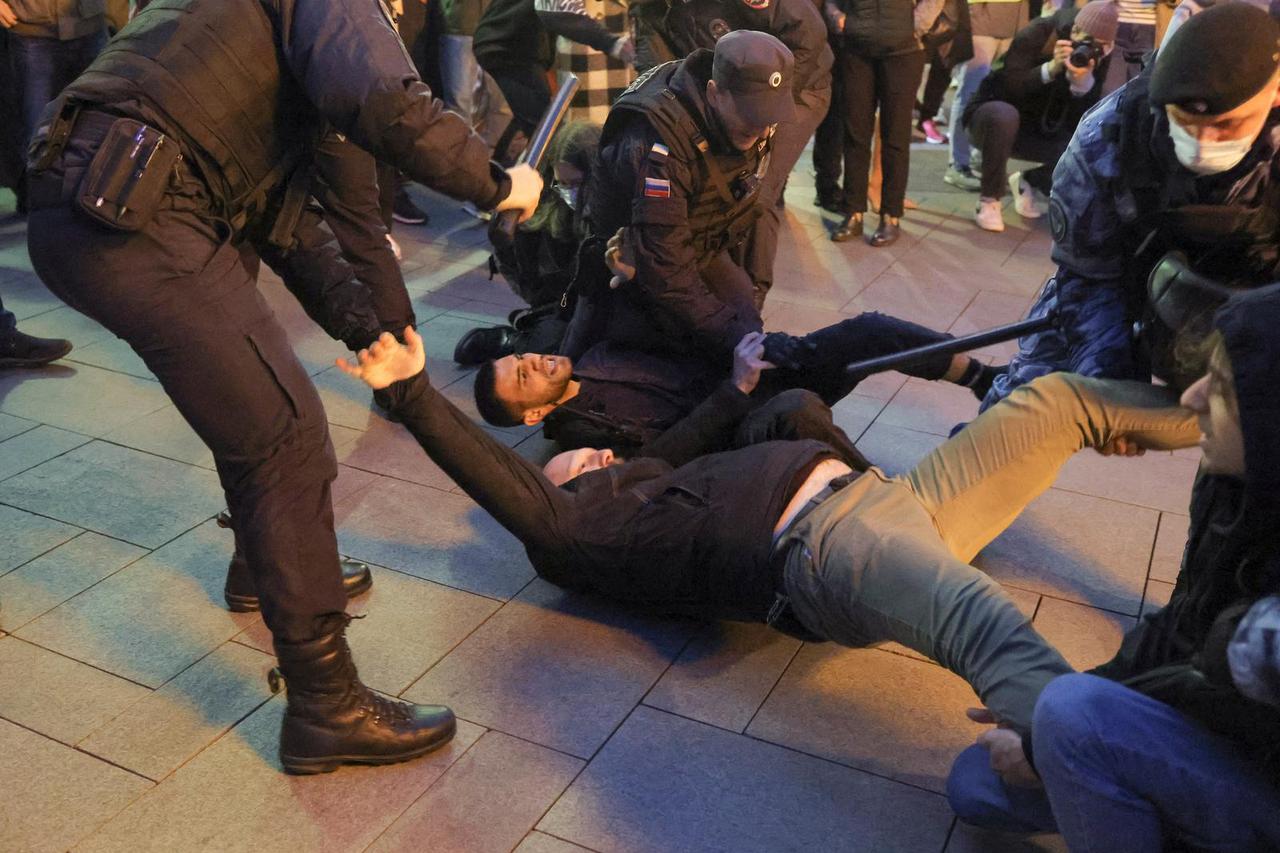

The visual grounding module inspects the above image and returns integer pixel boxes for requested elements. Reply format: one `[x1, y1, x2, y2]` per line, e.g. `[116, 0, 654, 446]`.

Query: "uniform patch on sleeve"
[1048, 198, 1069, 245]
[644, 177, 672, 198]
[649, 142, 669, 158]
[742, 0, 769, 9]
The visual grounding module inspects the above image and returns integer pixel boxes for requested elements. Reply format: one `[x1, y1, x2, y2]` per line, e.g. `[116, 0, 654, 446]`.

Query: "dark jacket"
[629, 0, 833, 101]
[835, 0, 942, 56]
[381, 369, 835, 622]
[9, 0, 105, 39]
[54, 0, 509, 234]
[1090, 284, 1280, 782]
[963, 8, 1110, 143]
[473, 0, 555, 69]
[583, 50, 765, 361]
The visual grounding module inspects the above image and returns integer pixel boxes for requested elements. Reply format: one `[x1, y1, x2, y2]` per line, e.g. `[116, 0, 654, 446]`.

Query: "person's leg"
[733, 389, 871, 471]
[310, 136, 417, 335]
[813, 40, 846, 204]
[488, 64, 552, 160]
[946, 743, 1058, 832]
[11, 34, 58, 147]
[1103, 22, 1155, 96]
[840, 49, 877, 214]
[875, 49, 925, 218]
[969, 100, 1019, 199]
[1034, 674, 1280, 852]
[743, 83, 831, 304]
[906, 373, 1199, 563]
[758, 312, 956, 405]
[919, 51, 952, 124]
[440, 34, 481, 121]
[780, 472, 1073, 729]
[949, 35, 1001, 170]
[0, 293, 13, 334]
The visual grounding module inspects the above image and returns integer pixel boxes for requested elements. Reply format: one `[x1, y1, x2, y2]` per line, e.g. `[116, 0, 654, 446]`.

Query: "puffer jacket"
[1090, 283, 1280, 783]
[9, 0, 106, 39]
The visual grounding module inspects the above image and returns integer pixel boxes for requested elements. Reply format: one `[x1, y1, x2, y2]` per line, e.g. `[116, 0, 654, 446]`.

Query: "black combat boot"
[271, 615, 456, 774]
[0, 328, 72, 368]
[217, 512, 373, 612]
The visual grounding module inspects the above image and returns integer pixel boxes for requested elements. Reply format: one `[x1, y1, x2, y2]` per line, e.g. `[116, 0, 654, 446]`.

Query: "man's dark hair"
[473, 360, 524, 427]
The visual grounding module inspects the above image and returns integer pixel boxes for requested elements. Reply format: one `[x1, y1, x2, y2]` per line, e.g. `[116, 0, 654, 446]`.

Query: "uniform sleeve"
[280, 0, 510, 209]
[535, 0, 622, 53]
[614, 127, 761, 357]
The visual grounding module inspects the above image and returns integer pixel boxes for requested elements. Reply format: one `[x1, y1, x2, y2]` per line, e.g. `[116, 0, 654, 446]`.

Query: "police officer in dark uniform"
[570, 30, 793, 364]
[982, 3, 1280, 411]
[22, 0, 541, 774]
[629, 0, 833, 309]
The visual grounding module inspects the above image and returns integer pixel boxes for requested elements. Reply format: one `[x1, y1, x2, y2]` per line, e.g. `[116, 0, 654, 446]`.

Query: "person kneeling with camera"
[963, 0, 1118, 232]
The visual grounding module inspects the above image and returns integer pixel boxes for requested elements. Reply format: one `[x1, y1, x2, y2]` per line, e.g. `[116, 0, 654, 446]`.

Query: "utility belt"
[27, 95, 310, 249]
[27, 97, 183, 232]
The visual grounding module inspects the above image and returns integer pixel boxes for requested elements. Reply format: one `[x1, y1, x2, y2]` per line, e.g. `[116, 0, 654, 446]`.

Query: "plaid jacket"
[537, 0, 636, 124]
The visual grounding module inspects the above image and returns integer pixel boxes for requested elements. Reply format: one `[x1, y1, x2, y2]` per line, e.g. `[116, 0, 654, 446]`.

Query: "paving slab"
[540, 705, 955, 853]
[0, 362, 169, 436]
[0, 635, 152, 745]
[975, 488, 1159, 616]
[67, 336, 156, 381]
[1150, 511, 1190, 584]
[15, 304, 117, 351]
[0, 531, 145, 631]
[0, 410, 36, 442]
[370, 730, 583, 853]
[514, 832, 598, 853]
[877, 378, 983, 438]
[946, 823, 1068, 852]
[748, 645, 983, 793]
[0, 718, 152, 853]
[101, 405, 216, 469]
[80, 642, 275, 781]
[854, 422, 946, 476]
[336, 416, 458, 492]
[236, 567, 500, 696]
[947, 290, 1033, 362]
[0, 423, 91, 481]
[1144, 580, 1175, 614]
[336, 475, 532, 601]
[76, 698, 486, 853]
[644, 622, 801, 732]
[0, 502, 82, 576]
[404, 579, 695, 758]
[1055, 450, 1198, 514]
[0, 440, 223, 548]
[1032, 597, 1135, 671]
[842, 270, 978, 332]
[830, 392, 885, 446]
[16, 520, 253, 688]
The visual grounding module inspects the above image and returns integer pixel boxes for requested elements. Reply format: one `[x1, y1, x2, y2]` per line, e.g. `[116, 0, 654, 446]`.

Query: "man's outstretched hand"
[732, 331, 775, 395]
[336, 327, 426, 390]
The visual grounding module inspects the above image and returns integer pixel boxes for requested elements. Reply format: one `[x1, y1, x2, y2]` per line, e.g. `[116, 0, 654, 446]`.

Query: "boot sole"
[0, 344, 74, 369]
[224, 571, 374, 613]
[280, 722, 456, 775]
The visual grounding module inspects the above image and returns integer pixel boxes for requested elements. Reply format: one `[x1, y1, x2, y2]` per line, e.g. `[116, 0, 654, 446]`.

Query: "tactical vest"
[602, 57, 770, 260]
[61, 0, 321, 231]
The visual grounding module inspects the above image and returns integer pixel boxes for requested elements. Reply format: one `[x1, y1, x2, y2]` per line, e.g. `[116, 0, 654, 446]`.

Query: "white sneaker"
[975, 197, 1005, 232]
[1008, 171, 1048, 219]
[386, 233, 403, 262]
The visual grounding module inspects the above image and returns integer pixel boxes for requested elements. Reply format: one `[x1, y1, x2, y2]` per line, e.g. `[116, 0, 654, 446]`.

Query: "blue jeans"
[948, 674, 1280, 851]
[11, 30, 106, 146]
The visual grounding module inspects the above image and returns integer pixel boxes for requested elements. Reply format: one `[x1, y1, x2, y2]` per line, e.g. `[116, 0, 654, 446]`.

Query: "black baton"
[488, 74, 581, 249]
[845, 311, 1060, 376]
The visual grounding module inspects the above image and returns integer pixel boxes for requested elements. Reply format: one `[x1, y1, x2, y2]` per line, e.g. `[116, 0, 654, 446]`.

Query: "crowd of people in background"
[3, 0, 1280, 850]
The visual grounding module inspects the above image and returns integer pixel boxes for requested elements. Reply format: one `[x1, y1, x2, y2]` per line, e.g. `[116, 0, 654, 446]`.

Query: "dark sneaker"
[0, 329, 72, 368]
[944, 165, 982, 192]
[392, 189, 429, 225]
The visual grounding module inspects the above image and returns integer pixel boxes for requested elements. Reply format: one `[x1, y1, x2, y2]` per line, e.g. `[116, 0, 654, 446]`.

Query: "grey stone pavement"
[0, 147, 1194, 853]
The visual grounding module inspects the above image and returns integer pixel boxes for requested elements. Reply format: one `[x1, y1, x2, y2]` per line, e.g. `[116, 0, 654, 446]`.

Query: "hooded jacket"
[1091, 283, 1280, 781]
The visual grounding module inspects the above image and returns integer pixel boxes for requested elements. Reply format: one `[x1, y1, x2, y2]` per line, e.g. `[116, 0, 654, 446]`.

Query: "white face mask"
[1168, 118, 1256, 175]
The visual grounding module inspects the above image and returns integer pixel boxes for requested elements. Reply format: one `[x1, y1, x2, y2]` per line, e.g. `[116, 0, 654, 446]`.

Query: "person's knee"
[947, 744, 1012, 826]
[1032, 673, 1114, 765]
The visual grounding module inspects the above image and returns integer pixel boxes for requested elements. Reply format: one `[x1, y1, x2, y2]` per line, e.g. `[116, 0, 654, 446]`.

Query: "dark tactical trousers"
[28, 128, 346, 643]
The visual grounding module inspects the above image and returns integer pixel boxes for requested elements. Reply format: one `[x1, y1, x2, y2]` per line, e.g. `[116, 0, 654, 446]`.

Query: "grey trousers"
[778, 374, 1200, 730]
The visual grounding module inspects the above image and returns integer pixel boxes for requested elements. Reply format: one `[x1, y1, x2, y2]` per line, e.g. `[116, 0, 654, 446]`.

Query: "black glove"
[762, 332, 817, 372]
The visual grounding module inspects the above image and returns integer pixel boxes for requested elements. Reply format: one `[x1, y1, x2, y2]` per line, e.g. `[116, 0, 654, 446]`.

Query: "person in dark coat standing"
[23, 0, 541, 775]
[826, 0, 944, 246]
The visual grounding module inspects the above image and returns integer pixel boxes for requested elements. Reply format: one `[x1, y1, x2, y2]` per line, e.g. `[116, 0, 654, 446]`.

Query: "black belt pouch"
[77, 118, 182, 231]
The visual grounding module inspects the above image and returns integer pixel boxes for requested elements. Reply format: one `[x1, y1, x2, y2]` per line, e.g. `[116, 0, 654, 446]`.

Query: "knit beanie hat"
[1074, 0, 1120, 42]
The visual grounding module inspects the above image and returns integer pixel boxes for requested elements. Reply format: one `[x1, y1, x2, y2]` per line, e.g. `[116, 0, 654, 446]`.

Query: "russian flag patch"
[650, 142, 669, 158]
[644, 177, 671, 198]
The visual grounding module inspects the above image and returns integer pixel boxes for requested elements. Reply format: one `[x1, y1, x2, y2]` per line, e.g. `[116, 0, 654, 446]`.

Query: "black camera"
[1068, 35, 1104, 69]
